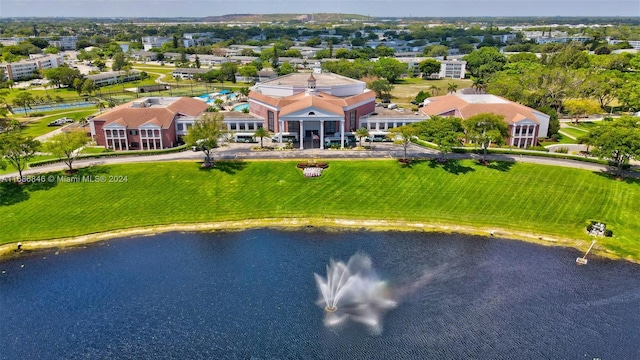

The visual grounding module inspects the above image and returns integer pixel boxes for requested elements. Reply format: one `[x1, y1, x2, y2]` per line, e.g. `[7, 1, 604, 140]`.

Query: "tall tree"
[463, 113, 509, 163]
[367, 79, 394, 99]
[0, 131, 41, 179]
[372, 58, 406, 84]
[463, 47, 507, 79]
[184, 113, 226, 168]
[584, 116, 640, 177]
[388, 124, 418, 162]
[13, 91, 35, 115]
[563, 99, 601, 125]
[418, 58, 441, 78]
[44, 131, 89, 173]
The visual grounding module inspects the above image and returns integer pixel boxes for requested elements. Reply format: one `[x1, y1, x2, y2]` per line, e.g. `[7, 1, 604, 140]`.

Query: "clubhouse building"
[89, 74, 548, 151]
[246, 72, 424, 148]
[422, 94, 550, 148]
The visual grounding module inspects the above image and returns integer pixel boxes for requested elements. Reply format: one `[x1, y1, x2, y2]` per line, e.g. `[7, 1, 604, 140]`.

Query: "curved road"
[2, 142, 636, 180]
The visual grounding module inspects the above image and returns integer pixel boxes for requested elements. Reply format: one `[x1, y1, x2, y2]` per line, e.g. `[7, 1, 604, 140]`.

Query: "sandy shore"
[0, 218, 631, 263]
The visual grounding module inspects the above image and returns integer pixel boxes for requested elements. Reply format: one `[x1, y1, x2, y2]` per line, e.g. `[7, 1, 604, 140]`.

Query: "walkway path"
[2, 142, 637, 181]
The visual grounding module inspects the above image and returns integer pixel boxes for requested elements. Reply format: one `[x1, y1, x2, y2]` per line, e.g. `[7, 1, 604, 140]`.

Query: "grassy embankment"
[1, 160, 638, 261]
[389, 77, 472, 108]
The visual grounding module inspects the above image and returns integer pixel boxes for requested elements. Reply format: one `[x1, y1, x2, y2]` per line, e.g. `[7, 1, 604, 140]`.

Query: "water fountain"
[314, 253, 397, 329]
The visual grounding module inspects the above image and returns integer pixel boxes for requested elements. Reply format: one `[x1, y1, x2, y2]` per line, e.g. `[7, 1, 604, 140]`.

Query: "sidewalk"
[1, 142, 637, 180]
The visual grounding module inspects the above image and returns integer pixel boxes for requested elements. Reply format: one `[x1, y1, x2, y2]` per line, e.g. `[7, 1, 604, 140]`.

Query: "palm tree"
[254, 127, 271, 148]
[356, 127, 370, 147]
[471, 77, 485, 93]
[447, 82, 458, 94]
[13, 91, 35, 115]
[429, 85, 441, 97]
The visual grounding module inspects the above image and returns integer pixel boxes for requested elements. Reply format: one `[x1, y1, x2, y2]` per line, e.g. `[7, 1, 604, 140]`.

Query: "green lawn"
[1, 160, 639, 260]
[559, 126, 589, 139]
[20, 109, 97, 138]
[540, 133, 578, 146]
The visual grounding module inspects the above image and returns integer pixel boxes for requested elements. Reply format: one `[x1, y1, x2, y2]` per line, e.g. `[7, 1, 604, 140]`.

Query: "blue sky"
[2, 0, 639, 18]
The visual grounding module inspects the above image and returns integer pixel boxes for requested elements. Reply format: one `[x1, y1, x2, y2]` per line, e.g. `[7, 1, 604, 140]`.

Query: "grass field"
[20, 109, 98, 138]
[539, 133, 577, 146]
[390, 78, 472, 107]
[1, 160, 639, 260]
[560, 126, 590, 139]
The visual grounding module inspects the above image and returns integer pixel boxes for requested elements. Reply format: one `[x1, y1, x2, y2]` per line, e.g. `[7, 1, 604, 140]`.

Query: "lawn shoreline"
[0, 218, 631, 264]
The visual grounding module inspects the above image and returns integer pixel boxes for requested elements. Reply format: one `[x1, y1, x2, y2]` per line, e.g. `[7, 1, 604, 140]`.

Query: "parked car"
[47, 117, 73, 127]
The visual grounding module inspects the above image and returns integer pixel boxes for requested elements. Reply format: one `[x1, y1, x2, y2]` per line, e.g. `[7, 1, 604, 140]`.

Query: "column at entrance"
[320, 120, 325, 150]
[340, 120, 345, 149]
[299, 121, 304, 150]
[278, 120, 283, 147]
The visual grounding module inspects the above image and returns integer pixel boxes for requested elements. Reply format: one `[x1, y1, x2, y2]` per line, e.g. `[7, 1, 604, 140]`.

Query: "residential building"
[142, 36, 172, 51]
[421, 94, 550, 148]
[86, 70, 141, 87]
[609, 39, 640, 50]
[0, 35, 77, 50]
[171, 68, 209, 80]
[439, 60, 466, 79]
[89, 97, 209, 150]
[0, 54, 64, 81]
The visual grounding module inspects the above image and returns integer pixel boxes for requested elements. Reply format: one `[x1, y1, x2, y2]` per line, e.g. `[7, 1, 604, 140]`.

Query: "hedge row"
[28, 144, 190, 168]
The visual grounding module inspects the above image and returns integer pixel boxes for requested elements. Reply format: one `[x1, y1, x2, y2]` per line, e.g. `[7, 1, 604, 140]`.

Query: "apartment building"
[0, 54, 64, 81]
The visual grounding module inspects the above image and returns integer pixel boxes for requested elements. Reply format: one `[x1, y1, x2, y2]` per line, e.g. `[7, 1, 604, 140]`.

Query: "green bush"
[556, 146, 569, 154]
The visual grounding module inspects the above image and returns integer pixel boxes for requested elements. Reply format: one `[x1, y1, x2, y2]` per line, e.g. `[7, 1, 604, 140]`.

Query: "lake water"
[1, 230, 639, 359]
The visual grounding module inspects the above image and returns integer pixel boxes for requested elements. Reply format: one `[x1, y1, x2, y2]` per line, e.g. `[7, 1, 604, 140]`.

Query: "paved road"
[2, 142, 637, 181]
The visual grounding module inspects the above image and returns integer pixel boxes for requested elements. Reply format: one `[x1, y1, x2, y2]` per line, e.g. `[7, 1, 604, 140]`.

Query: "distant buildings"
[422, 94, 550, 148]
[0, 36, 77, 50]
[142, 36, 172, 51]
[86, 70, 141, 87]
[0, 54, 64, 81]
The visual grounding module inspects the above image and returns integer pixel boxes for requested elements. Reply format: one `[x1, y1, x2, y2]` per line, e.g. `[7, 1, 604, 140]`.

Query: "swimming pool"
[232, 103, 249, 112]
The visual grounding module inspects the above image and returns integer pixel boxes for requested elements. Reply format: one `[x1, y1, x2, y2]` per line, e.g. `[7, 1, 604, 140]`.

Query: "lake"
[1, 229, 639, 359]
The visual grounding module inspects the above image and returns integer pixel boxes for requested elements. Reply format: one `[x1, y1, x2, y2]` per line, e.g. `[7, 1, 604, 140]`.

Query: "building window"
[349, 110, 356, 131]
[239, 123, 245, 130]
[325, 121, 336, 134]
[177, 123, 184, 131]
[129, 129, 138, 135]
[230, 123, 237, 130]
[267, 111, 274, 132]
[106, 130, 111, 136]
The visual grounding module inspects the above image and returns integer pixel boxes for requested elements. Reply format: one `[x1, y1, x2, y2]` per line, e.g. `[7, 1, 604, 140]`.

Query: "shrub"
[556, 146, 569, 154]
[586, 223, 594, 232]
[604, 229, 613, 237]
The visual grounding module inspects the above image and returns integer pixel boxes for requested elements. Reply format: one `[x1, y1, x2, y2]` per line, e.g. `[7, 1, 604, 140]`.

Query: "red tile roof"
[422, 94, 541, 125]
[92, 97, 209, 129]
[249, 90, 375, 116]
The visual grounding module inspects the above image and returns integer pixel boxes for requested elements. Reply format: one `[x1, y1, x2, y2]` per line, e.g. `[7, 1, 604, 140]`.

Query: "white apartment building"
[0, 54, 64, 81]
[439, 60, 466, 79]
[142, 36, 172, 51]
[86, 70, 141, 87]
[609, 39, 640, 50]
